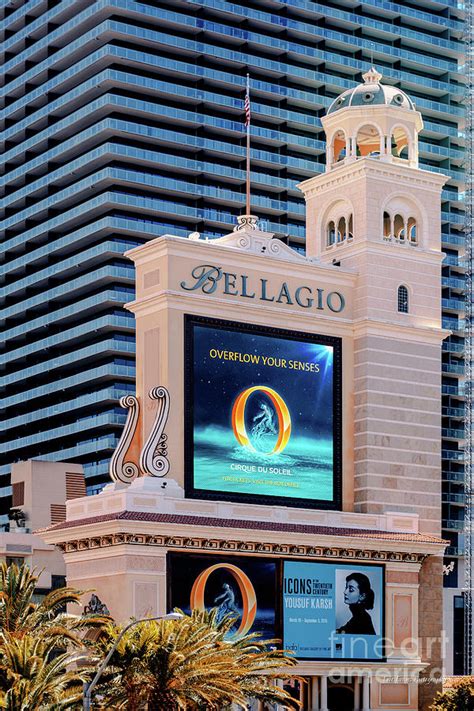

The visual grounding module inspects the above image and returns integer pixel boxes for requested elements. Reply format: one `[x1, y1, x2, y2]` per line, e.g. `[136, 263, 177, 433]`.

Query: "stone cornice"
[352, 318, 448, 344]
[40, 511, 446, 559]
[55, 529, 432, 564]
[326, 240, 444, 265]
[298, 159, 446, 198]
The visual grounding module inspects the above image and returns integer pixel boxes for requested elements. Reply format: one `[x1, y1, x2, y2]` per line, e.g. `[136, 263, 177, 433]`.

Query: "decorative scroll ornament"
[233, 214, 259, 231]
[109, 395, 140, 484]
[139, 386, 170, 477]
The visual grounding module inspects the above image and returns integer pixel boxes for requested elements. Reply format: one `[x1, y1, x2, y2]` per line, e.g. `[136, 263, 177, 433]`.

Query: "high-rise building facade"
[0, 0, 465, 671]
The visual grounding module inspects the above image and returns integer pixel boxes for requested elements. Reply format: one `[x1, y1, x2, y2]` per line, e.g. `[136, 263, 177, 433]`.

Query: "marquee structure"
[41, 71, 448, 711]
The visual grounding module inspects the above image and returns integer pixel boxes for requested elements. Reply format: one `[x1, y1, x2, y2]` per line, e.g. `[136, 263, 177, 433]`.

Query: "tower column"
[362, 674, 371, 711]
[354, 676, 361, 711]
[320, 675, 329, 711]
[311, 676, 320, 710]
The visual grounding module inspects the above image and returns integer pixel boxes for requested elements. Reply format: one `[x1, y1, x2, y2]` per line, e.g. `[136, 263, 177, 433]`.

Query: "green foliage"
[431, 678, 474, 710]
[0, 635, 87, 710]
[0, 562, 107, 646]
[93, 608, 300, 710]
[0, 563, 107, 709]
[0, 563, 299, 709]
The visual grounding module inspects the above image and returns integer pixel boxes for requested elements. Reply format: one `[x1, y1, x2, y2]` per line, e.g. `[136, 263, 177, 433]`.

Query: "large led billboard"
[167, 553, 277, 640]
[184, 316, 342, 509]
[283, 561, 384, 661]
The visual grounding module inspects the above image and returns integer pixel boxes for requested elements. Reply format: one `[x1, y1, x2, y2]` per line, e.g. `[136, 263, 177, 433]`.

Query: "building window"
[6, 556, 24, 568]
[407, 217, 417, 244]
[326, 214, 353, 248]
[327, 220, 336, 246]
[397, 285, 409, 313]
[337, 216, 346, 242]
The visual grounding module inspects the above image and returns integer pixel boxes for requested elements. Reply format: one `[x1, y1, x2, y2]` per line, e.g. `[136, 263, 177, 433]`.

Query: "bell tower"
[299, 70, 447, 535]
[300, 67, 445, 328]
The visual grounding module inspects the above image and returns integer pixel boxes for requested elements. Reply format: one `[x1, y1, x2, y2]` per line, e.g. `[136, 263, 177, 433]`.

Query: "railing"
[445, 546, 465, 556]
[442, 519, 465, 529]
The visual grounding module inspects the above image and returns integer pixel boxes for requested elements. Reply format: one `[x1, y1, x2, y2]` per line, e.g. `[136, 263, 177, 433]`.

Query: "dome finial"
[362, 66, 383, 84]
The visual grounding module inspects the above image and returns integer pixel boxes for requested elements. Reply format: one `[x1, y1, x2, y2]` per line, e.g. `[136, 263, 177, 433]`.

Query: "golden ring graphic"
[190, 563, 257, 637]
[231, 386, 291, 455]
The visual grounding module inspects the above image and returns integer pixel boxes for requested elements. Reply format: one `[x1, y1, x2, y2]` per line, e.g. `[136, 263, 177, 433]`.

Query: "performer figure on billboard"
[251, 401, 277, 442]
[336, 572, 376, 635]
[214, 582, 239, 620]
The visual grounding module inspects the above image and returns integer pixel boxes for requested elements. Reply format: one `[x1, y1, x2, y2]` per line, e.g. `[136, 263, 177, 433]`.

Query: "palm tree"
[0, 562, 106, 647]
[94, 608, 300, 710]
[0, 562, 108, 707]
[0, 634, 88, 710]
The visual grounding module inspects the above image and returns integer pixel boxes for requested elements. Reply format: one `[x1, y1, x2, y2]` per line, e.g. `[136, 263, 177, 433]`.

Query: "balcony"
[442, 427, 465, 440]
[442, 405, 465, 418]
[442, 276, 465, 291]
[442, 450, 465, 461]
[442, 383, 465, 396]
[442, 362, 465, 376]
[443, 492, 466, 504]
[443, 470, 465, 482]
[445, 546, 465, 557]
[442, 341, 464, 354]
[442, 297, 466, 312]
[442, 519, 465, 530]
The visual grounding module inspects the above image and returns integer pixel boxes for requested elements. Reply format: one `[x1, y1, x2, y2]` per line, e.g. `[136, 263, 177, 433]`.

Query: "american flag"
[244, 75, 251, 127]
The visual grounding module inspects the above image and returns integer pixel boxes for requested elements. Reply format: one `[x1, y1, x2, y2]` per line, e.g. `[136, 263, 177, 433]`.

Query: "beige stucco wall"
[129, 236, 357, 512]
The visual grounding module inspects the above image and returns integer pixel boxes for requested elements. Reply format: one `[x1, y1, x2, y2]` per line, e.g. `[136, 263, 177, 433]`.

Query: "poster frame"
[183, 314, 343, 510]
[167, 551, 282, 641]
[281, 559, 386, 662]
[166, 553, 386, 663]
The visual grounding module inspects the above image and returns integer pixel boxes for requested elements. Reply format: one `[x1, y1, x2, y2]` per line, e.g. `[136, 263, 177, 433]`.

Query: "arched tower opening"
[356, 124, 381, 157]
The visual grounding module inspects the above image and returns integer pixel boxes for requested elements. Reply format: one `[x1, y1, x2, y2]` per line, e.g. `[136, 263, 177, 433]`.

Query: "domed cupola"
[327, 67, 416, 114]
[322, 67, 423, 171]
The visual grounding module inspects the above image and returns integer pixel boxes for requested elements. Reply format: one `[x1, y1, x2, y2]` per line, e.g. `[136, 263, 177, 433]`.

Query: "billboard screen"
[168, 553, 278, 640]
[283, 561, 384, 660]
[184, 316, 342, 509]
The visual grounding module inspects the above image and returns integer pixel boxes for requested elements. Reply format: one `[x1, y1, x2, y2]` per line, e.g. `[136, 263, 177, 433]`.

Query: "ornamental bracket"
[139, 386, 170, 477]
[109, 395, 140, 484]
[109, 387, 170, 484]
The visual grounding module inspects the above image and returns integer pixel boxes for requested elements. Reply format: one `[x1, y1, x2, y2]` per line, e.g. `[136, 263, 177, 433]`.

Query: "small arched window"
[325, 211, 353, 249]
[394, 214, 405, 241]
[337, 216, 346, 242]
[397, 285, 409, 313]
[407, 217, 417, 244]
[356, 124, 381, 157]
[327, 221, 336, 246]
[391, 127, 410, 159]
[383, 211, 391, 240]
[333, 130, 346, 163]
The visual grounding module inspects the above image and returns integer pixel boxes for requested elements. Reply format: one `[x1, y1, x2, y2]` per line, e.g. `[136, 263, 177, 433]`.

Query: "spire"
[362, 66, 383, 84]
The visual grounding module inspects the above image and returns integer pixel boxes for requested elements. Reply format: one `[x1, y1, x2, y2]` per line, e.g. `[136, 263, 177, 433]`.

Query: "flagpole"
[245, 73, 251, 215]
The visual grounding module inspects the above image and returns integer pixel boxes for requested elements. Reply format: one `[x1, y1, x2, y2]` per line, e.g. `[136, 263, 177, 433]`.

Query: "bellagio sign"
[180, 264, 346, 313]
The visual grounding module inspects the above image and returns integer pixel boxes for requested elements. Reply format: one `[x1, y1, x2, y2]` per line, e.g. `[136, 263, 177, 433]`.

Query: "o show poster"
[167, 553, 277, 641]
[185, 316, 341, 508]
[283, 561, 384, 660]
